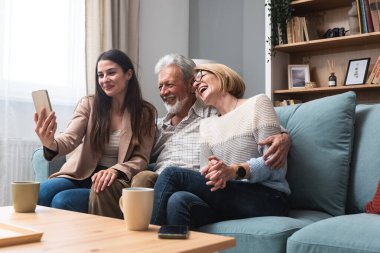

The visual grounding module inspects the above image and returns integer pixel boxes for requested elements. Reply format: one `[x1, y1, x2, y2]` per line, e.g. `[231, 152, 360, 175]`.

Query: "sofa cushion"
[275, 92, 356, 216]
[346, 104, 380, 213]
[287, 213, 380, 253]
[198, 210, 331, 253]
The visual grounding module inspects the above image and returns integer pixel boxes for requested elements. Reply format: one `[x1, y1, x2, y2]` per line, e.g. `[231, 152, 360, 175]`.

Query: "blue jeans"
[38, 177, 92, 213]
[151, 167, 289, 228]
[38, 165, 106, 213]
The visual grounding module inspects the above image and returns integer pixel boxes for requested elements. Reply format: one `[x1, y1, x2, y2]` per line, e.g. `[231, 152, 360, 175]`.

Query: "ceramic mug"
[11, 181, 40, 213]
[119, 187, 154, 231]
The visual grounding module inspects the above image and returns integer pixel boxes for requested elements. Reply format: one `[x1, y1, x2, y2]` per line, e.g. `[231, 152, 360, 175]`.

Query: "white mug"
[11, 181, 40, 213]
[119, 187, 154, 231]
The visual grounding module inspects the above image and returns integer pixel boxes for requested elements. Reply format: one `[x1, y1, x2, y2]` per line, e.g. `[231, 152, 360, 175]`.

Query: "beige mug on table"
[11, 181, 40, 213]
[119, 187, 154, 231]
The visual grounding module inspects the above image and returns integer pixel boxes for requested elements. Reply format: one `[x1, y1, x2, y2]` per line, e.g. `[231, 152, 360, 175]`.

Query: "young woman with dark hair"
[34, 49, 156, 217]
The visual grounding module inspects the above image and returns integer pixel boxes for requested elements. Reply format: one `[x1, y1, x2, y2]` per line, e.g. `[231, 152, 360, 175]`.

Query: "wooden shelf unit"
[274, 84, 380, 103]
[275, 32, 380, 53]
[269, 0, 380, 105]
[290, 0, 353, 14]
[274, 84, 380, 94]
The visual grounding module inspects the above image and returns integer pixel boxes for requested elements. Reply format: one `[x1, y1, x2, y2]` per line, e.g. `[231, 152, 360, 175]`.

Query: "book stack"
[366, 55, 380, 84]
[357, 0, 380, 33]
[274, 99, 302, 107]
[286, 16, 318, 44]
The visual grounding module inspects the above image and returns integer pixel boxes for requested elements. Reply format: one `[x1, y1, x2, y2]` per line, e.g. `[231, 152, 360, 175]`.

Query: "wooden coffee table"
[0, 206, 235, 253]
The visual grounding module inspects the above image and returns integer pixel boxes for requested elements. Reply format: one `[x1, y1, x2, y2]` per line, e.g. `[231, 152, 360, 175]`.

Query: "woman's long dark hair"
[90, 49, 156, 155]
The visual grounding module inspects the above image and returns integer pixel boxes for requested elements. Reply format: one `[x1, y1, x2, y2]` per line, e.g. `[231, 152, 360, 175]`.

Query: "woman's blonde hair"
[194, 63, 245, 98]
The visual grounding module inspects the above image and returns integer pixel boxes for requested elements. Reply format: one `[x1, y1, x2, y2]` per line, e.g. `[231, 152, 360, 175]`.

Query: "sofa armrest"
[31, 147, 66, 182]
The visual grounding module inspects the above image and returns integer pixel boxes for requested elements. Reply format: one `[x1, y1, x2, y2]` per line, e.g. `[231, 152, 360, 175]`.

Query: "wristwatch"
[235, 166, 246, 180]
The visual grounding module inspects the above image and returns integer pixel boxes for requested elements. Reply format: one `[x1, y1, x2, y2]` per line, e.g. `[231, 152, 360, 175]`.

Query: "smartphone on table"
[158, 225, 189, 239]
[32, 90, 53, 120]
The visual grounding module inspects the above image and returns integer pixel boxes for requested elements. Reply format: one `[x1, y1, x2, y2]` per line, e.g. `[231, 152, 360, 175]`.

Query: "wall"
[189, 0, 243, 75]
[243, 0, 266, 98]
[139, 0, 190, 117]
[139, 0, 266, 116]
[189, 0, 266, 98]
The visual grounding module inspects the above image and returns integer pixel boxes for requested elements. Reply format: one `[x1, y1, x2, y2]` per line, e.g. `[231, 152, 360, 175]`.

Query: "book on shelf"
[369, 0, 380, 32]
[301, 17, 309, 41]
[357, 0, 364, 33]
[292, 16, 302, 43]
[372, 63, 380, 84]
[378, 0, 380, 31]
[274, 99, 302, 107]
[366, 55, 380, 83]
[364, 0, 375, 32]
[361, 0, 369, 32]
[286, 19, 294, 44]
[285, 16, 317, 44]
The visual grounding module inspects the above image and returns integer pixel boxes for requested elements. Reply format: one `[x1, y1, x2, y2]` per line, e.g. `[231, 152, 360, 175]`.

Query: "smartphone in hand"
[158, 225, 189, 239]
[32, 90, 53, 120]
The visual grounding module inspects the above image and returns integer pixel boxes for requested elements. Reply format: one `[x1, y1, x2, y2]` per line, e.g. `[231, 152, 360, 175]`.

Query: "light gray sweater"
[199, 94, 291, 195]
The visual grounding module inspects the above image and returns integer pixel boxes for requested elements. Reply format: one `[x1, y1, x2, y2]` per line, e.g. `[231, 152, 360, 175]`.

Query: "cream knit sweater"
[199, 94, 290, 194]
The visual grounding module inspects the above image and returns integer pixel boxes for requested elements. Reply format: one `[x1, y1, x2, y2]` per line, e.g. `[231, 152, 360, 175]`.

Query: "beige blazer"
[45, 96, 155, 181]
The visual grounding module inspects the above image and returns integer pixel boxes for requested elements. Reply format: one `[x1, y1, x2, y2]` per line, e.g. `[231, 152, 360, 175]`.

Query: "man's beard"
[164, 96, 189, 114]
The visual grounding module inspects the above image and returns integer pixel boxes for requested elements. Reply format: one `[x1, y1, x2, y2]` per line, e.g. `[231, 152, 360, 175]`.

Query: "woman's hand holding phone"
[34, 108, 58, 151]
[32, 90, 53, 120]
[32, 90, 57, 151]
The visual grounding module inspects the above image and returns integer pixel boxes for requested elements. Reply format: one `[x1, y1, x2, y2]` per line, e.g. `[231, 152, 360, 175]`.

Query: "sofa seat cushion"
[288, 209, 333, 222]
[198, 210, 331, 253]
[275, 91, 356, 216]
[287, 213, 380, 253]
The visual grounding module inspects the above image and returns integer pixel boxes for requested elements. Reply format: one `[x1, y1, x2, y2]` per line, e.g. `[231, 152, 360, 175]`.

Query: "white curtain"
[85, 0, 140, 95]
[0, 0, 86, 206]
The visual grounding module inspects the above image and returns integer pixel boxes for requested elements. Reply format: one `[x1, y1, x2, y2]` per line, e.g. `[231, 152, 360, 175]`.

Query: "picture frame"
[288, 65, 310, 89]
[344, 58, 371, 86]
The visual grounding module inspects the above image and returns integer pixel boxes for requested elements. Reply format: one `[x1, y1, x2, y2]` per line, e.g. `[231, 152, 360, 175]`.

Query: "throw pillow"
[366, 180, 380, 214]
[275, 91, 356, 216]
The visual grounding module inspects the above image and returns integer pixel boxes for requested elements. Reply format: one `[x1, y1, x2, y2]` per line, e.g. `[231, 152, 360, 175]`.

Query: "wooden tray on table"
[0, 223, 43, 247]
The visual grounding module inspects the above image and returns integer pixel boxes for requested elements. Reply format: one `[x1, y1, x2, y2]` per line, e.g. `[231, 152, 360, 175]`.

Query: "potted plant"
[265, 0, 293, 58]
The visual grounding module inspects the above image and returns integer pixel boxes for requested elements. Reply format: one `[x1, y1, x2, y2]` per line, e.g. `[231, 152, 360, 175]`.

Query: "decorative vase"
[329, 73, 337, 87]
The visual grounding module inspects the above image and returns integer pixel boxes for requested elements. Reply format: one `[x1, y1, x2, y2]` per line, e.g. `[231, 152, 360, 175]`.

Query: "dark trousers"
[151, 167, 289, 228]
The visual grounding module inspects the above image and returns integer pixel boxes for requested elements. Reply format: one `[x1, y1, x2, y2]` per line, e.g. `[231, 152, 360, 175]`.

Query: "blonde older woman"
[151, 63, 290, 228]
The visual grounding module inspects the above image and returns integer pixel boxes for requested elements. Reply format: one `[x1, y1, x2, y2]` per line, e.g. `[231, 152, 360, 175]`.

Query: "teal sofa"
[32, 91, 380, 253]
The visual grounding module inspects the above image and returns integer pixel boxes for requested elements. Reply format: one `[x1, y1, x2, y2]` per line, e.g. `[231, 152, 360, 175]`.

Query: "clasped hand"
[199, 134, 290, 191]
[200, 156, 235, 192]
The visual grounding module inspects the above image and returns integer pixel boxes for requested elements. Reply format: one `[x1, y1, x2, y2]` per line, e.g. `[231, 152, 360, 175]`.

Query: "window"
[0, 0, 86, 206]
[0, 0, 86, 139]
[0, 0, 86, 105]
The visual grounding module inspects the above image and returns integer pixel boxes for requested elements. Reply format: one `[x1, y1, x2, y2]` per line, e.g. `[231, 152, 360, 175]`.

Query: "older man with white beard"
[89, 54, 291, 219]
[148, 54, 217, 175]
